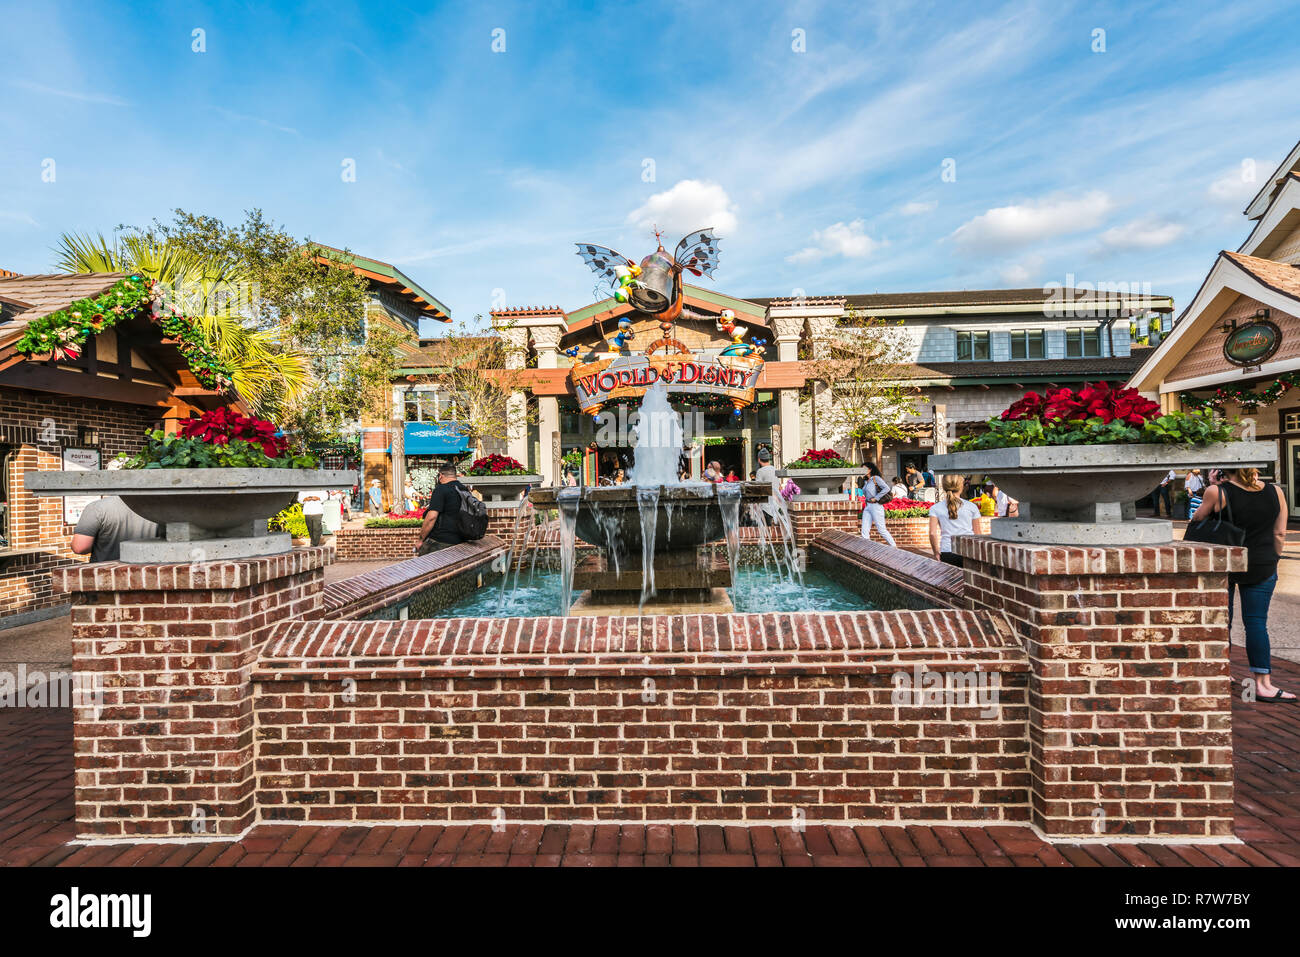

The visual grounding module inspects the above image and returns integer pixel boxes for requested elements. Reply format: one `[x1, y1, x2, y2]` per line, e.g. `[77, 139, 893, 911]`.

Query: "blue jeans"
[1229, 573, 1277, 674]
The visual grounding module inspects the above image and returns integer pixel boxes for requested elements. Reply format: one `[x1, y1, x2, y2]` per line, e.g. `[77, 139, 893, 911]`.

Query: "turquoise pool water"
[426, 567, 872, 618]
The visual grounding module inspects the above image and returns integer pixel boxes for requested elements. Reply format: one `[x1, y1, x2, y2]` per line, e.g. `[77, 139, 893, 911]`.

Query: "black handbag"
[1183, 483, 1246, 547]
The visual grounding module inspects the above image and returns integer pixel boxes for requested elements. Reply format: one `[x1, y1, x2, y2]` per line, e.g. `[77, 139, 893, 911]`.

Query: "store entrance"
[704, 441, 745, 480]
[1288, 439, 1300, 519]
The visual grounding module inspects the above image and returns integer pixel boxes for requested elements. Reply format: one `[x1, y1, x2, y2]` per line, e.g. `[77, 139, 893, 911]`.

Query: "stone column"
[497, 324, 530, 469]
[958, 537, 1240, 840]
[530, 323, 566, 486]
[805, 313, 841, 450]
[767, 309, 805, 466]
[54, 549, 330, 839]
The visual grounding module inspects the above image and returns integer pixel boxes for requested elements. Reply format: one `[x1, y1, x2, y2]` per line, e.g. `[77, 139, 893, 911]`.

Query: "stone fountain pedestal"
[568, 548, 735, 617]
[529, 482, 771, 616]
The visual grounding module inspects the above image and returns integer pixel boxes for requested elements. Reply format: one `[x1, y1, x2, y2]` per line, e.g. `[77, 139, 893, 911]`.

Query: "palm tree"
[52, 232, 309, 415]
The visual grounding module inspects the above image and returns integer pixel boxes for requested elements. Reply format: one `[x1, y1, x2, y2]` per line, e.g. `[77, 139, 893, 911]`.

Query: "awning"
[403, 421, 470, 455]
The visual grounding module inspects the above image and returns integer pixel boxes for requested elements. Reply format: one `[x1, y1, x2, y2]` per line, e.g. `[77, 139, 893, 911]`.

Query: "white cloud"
[626, 180, 738, 239]
[1207, 166, 1263, 204]
[951, 191, 1114, 249]
[899, 200, 937, 216]
[998, 254, 1043, 285]
[786, 220, 883, 264]
[1097, 217, 1186, 250]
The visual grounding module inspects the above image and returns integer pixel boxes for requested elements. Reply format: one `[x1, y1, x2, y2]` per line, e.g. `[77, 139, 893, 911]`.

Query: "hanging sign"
[569, 344, 763, 415]
[1224, 320, 1282, 366]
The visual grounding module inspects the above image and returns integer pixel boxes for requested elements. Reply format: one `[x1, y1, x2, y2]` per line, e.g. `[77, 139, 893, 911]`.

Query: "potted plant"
[928, 382, 1274, 545]
[460, 453, 542, 504]
[776, 448, 870, 500]
[25, 406, 354, 561]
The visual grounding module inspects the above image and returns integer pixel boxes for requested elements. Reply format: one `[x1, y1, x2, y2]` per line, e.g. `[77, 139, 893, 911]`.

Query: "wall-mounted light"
[77, 426, 99, 446]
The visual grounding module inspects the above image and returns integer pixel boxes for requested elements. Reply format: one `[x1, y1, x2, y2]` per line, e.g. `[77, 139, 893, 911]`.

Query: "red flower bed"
[1002, 382, 1161, 427]
[465, 453, 529, 475]
[179, 406, 288, 458]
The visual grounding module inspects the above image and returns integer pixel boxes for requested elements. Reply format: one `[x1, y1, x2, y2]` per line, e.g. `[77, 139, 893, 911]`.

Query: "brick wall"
[1, 389, 159, 622]
[335, 526, 422, 561]
[335, 509, 534, 561]
[255, 611, 1030, 824]
[812, 529, 962, 609]
[787, 499, 990, 550]
[318, 537, 505, 620]
[53, 548, 330, 838]
[958, 536, 1241, 839]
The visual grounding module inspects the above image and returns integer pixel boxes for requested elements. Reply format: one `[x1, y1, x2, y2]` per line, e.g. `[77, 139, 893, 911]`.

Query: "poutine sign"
[570, 342, 763, 414]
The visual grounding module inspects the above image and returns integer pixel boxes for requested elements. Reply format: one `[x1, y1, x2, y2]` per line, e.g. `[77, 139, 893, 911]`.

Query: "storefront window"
[1010, 329, 1045, 360]
[956, 331, 990, 361]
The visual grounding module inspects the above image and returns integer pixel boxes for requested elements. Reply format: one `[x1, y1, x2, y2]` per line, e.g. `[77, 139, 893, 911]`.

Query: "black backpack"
[453, 487, 488, 540]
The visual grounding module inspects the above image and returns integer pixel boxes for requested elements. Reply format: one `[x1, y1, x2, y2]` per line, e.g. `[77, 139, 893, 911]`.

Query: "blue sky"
[3, 0, 1299, 338]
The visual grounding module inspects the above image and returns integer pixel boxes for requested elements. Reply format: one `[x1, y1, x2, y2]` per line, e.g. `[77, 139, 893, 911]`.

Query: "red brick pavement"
[2, 648, 1297, 868]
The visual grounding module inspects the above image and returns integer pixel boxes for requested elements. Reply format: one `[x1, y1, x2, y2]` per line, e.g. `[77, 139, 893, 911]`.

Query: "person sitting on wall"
[891, 475, 909, 499]
[71, 496, 161, 563]
[416, 464, 468, 553]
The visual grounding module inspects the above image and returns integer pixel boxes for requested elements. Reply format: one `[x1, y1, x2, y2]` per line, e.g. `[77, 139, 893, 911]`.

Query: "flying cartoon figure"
[575, 228, 722, 332]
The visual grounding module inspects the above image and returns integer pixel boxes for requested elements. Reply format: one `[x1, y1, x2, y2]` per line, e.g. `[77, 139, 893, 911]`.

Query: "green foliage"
[14, 276, 234, 391]
[952, 408, 1234, 451]
[138, 210, 401, 446]
[268, 503, 309, 538]
[124, 430, 319, 469]
[364, 517, 424, 528]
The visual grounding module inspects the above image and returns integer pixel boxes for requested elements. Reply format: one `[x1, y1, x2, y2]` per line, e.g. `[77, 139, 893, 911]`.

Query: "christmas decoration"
[1179, 371, 1300, 412]
[14, 275, 233, 391]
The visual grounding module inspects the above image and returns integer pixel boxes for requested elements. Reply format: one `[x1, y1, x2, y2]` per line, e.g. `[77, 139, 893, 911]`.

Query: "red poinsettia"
[467, 453, 527, 475]
[1001, 382, 1160, 427]
[179, 406, 288, 459]
[794, 448, 847, 464]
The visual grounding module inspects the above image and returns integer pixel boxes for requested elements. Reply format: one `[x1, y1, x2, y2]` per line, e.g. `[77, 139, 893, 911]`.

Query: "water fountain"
[529, 382, 772, 615]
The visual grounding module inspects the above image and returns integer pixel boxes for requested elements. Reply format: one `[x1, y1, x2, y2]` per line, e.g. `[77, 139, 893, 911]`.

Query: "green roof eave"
[316, 246, 451, 319]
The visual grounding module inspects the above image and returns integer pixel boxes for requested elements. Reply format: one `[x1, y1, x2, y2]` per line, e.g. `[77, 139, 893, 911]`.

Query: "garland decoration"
[1179, 371, 1300, 413]
[14, 275, 234, 392]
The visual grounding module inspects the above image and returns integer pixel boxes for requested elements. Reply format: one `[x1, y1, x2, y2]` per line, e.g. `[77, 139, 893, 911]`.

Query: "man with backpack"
[416, 464, 487, 555]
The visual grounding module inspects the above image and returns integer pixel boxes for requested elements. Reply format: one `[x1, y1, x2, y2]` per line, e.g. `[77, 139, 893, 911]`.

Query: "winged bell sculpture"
[575, 228, 721, 334]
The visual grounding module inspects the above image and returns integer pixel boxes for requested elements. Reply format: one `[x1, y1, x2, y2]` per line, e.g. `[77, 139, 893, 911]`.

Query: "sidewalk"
[2, 645, 1296, 867]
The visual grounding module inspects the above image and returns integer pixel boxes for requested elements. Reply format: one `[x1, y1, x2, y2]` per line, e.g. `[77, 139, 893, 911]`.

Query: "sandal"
[1257, 688, 1297, 703]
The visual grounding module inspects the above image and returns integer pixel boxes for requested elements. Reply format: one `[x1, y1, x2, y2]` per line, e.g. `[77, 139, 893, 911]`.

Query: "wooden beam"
[0, 363, 171, 406]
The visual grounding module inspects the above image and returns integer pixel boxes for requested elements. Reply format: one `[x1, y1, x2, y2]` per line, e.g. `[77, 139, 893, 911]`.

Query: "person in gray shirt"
[72, 496, 160, 563]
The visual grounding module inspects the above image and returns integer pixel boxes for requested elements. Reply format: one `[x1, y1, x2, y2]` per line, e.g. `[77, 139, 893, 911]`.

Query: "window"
[0, 447, 12, 548]
[1283, 411, 1300, 433]
[1010, 329, 1045, 360]
[1065, 327, 1102, 358]
[955, 331, 990, 361]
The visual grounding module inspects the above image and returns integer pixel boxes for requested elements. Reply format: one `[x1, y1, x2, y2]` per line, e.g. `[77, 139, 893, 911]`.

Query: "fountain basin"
[529, 482, 771, 553]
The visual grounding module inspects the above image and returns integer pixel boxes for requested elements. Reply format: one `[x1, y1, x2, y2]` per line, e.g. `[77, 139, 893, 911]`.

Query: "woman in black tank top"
[1192, 468, 1293, 702]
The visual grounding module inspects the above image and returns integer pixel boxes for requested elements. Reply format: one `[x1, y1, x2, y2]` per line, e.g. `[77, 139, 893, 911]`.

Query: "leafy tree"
[801, 309, 927, 460]
[414, 318, 536, 458]
[135, 210, 410, 448]
[53, 231, 309, 412]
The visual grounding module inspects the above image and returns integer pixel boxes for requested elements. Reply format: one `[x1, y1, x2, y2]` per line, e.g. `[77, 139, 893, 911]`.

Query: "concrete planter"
[462, 473, 543, 503]
[928, 442, 1275, 544]
[776, 467, 870, 501]
[25, 467, 355, 562]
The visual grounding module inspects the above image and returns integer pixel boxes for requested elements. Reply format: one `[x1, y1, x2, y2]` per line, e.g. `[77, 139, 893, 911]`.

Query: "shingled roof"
[1221, 250, 1300, 302]
[0, 272, 126, 351]
[896, 349, 1153, 381]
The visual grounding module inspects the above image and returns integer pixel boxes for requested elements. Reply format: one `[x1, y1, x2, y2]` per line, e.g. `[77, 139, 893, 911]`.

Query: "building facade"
[375, 283, 1171, 496]
[1129, 137, 1300, 516]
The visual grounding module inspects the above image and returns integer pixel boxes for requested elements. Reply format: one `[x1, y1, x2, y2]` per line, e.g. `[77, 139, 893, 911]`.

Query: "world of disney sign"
[569, 348, 764, 414]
